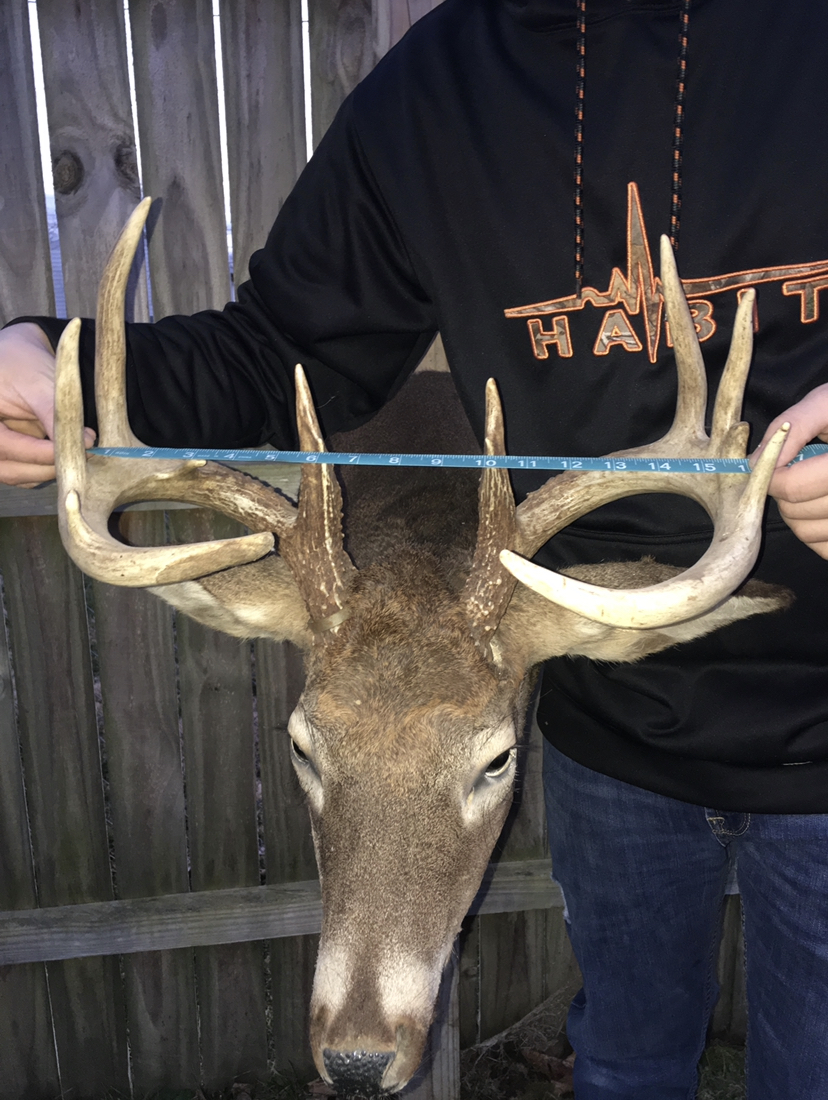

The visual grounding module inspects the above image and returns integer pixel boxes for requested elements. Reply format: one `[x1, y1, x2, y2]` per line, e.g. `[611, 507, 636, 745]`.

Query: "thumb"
[751, 383, 828, 469]
[2, 418, 47, 440]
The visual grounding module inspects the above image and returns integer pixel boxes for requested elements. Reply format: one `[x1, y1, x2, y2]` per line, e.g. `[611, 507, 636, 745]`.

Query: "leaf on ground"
[519, 1046, 574, 1094]
[307, 1081, 337, 1097]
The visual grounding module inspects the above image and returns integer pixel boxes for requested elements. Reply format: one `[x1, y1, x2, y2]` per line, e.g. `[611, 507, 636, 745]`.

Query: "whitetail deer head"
[55, 200, 790, 1094]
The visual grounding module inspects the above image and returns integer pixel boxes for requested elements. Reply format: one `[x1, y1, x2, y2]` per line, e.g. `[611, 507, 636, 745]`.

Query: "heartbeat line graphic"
[504, 182, 828, 362]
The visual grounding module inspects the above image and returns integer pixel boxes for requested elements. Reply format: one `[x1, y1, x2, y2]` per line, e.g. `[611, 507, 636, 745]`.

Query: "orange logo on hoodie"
[505, 182, 828, 361]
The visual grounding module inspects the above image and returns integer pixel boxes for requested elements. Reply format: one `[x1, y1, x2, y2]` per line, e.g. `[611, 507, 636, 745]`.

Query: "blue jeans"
[543, 742, 828, 1100]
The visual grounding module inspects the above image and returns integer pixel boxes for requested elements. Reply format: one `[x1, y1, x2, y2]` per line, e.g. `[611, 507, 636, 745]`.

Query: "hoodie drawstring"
[670, 0, 692, 250]
[574, 0, 587, 295]
[574, 0, 693, 288]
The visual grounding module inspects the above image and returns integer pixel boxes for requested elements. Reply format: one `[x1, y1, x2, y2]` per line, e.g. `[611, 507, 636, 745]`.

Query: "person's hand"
[0, 322, 95, 487]
[752, 382, 828, 559]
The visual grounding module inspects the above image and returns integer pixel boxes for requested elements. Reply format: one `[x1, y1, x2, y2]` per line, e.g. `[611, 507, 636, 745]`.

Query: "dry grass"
[697, 1042, 746, 1100]
[459, 993, 574, 1100]
[457, 1008, 746, 1100]
[210, 1035, 746, 1100]
[97, 1000, 747, 1100]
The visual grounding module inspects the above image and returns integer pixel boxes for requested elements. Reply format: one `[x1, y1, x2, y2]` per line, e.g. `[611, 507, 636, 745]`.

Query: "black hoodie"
[21, 0, 828, 811]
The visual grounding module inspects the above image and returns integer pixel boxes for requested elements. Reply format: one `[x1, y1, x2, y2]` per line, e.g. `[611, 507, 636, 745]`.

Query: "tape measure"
[89, 442, 828, 473]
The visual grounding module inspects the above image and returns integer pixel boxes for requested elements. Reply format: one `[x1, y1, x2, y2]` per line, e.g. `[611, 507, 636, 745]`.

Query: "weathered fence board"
[401, 956, 460, 1100]
[0, 0, 54, 325]
[476, 705, 559, 1042]
[0, 516, 129, 1095]
[0, 880, 323, 965]
[0, 859, 561, 966]
[308, 0, 444, 147]
[91, 510, 198, 1092]
[35, 0, 149, 322]
[309, 0, 374, 147]
[171, 509, 269, 1086]
[0, 556, 59, 1100]
[0, 960, 56, 1100]
[457, 917, 481, 1049]
[220, 0, 307, 286]
[257, 636, 319, 1076]
[128, 0, 231, 317]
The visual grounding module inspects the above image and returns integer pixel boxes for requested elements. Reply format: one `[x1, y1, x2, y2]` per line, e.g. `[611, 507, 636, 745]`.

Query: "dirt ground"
[104, 995, 747, 1100]
[212, 997, 744, 1100]
[455, 995, 745, 1100]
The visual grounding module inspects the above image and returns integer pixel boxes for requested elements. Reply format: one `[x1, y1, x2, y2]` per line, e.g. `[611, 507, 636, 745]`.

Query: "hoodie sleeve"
[11, 93, 437, 449]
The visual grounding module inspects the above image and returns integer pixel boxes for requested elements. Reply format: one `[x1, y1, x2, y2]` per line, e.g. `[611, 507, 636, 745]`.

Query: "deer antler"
[56, 200, 356, 633]
[55, 199, 297, 586]
[499, 236, 789, 629]
[277, 365, 356, 633]
[462, 379, 518, 648]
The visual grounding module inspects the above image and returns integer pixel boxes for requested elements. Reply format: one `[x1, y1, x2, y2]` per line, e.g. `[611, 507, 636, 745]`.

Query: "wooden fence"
[0, 2, 744, 1098]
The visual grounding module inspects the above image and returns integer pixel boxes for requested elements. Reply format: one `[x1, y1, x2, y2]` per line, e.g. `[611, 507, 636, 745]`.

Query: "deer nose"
[322, 1048, 395, 1092]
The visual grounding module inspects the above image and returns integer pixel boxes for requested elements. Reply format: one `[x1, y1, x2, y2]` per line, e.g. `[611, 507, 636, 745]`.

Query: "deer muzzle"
[310, 937, 444, 1092]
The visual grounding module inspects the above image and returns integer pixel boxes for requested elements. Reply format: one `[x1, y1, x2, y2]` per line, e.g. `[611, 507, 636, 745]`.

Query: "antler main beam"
[501, 236, 789, 629]
[55, 200, 297, 587]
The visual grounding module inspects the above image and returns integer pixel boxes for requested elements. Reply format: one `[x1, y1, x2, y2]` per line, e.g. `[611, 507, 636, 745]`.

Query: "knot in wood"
[114, 142, 139, 189]
[52, 150, 84, 196]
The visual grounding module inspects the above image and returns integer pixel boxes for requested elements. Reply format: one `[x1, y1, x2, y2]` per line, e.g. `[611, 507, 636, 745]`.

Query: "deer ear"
[148, 554, 314, 648]
[495, 558, 793, 668]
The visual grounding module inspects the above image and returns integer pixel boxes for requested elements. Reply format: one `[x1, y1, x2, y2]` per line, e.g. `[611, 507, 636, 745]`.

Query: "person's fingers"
[0, 421, 56, 465]
[2, 418, 47, 439]
[773, 512, 828, 558]
[768, 450, 828, 504]
[0, 460, 56, 487]
[752, 383, 828, 469]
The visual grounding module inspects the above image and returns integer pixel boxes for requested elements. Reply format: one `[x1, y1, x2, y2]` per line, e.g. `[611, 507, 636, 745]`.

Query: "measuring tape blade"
[88, 442, 828, 473]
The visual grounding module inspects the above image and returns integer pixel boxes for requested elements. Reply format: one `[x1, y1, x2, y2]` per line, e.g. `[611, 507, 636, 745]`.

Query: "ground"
[108, 996, 747, 1100]
[454, 994, 746, 1100]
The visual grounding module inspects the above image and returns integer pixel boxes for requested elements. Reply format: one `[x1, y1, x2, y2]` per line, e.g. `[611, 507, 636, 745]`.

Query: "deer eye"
[290, 739, 310, 766]
[484, 748, 515, 778]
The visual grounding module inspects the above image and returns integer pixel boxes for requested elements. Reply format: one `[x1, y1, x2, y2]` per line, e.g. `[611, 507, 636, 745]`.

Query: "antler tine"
[55, 318, 89, 500]
[484, 377, 507, 456]
[732, 420, 790, 526]
[660, 235, 707, 446]
[95, 196, 151, 448]
[278, 365, 355, 631]
[463, 379, 518, 649]
[294, 362, 327, 454]
[501, 422, 789, 628]
[709, 288, 755, 455]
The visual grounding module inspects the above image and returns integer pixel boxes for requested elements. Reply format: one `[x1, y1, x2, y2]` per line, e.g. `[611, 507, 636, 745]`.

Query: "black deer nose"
[322, 1049, 395, 1093]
